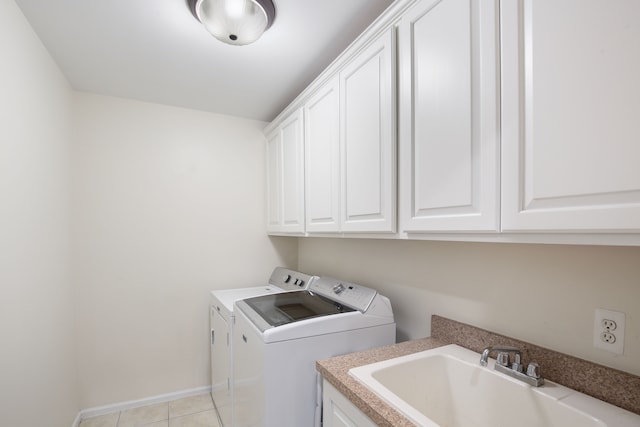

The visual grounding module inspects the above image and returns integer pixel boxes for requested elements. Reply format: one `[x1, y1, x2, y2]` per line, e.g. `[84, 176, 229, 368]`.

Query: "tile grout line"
[83, 393, 219, 426]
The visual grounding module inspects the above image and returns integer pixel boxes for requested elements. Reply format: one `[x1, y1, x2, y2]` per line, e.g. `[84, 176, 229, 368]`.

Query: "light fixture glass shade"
[195, 0, 273, 46]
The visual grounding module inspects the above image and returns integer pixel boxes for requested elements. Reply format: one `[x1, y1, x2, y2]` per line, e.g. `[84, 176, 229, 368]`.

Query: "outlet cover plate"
[594, 308, 625, 355]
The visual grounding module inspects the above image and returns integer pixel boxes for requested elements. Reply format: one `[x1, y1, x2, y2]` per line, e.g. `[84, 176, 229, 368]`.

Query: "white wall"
[298, 238, 640, 376]
[71, 93, 297, 408]
[4, 0, 638, 419]
[0, 0, 79, 426]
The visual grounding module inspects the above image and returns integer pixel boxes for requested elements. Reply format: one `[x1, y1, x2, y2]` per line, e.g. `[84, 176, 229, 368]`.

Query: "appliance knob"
[297, 279, 304, 287]
[283, 274, 291, 283]
[333, 283, 345, 294]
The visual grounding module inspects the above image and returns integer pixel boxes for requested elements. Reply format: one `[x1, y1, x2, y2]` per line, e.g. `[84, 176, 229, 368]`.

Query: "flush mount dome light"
[187, 0, 275, 46]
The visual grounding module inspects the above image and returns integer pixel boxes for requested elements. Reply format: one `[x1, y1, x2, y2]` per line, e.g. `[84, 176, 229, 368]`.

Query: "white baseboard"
[73, 385, 212, 425]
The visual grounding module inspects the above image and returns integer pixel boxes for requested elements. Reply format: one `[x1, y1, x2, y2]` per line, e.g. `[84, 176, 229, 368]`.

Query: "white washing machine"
[209, 267, 315, 427]
[232, 276, 396, 427]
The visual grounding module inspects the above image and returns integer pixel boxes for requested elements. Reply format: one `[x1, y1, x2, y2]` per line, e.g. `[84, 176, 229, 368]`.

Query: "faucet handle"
[496, 352, 510, 366]
[526, 362, 541, 379]
[512, 354, 524, 373]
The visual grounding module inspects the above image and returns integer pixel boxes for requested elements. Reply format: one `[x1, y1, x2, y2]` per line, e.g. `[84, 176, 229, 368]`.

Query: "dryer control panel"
[310, 276, 377, 313]
[268, 267, 316, 291]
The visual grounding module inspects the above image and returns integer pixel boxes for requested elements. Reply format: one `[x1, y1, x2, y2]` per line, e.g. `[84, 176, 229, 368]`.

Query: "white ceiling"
[14, 0, 395, 122]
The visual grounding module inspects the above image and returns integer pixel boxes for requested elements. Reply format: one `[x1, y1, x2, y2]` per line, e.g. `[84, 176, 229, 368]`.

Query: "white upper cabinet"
[501, 0, 640, 232]
[266, 108, 305, 235]
[340, 28, 397, 233]
[399, 0, 500, 233]
[304, 77, 341, 233]
[267, 0, 640, 243]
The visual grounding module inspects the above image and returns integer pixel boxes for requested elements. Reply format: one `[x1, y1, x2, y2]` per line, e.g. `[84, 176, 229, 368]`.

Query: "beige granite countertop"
[316, 337, 449, 427]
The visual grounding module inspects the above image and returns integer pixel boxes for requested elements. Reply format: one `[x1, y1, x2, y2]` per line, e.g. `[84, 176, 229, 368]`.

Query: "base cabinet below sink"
[323, 380, 376, 427]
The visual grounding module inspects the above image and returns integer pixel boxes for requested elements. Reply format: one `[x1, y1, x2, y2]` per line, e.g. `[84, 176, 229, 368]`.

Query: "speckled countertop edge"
[316, 337, 449, 427]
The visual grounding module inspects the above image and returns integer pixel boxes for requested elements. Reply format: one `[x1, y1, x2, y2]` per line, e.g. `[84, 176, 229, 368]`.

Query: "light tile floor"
[79, 393, 220, 427]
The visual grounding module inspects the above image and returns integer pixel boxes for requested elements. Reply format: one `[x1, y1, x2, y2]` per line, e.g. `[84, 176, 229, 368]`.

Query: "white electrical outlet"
[594, 308, 625, 355]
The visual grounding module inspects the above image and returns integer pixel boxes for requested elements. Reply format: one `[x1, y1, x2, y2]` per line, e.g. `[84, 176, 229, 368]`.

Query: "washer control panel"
[310, 276, 377, 312]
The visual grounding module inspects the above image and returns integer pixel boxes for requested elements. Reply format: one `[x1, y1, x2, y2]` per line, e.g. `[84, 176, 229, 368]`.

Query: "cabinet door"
[340, 28, 396, 233]
[305, 77, 341, 232]
[266, 108, 306, 234]
[322, 380, 377, 427]
[399, 0, 500, 233]
[501, 0, 640, 232]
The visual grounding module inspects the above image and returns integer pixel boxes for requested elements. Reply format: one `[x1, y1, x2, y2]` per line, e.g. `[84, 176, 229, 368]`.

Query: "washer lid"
[208, 267, 317, 320]
[238, 291, 355, 331]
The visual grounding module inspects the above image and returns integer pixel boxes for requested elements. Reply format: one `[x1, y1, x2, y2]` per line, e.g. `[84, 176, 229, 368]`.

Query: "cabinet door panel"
[266, 131, 281, 231]
[266, 109, 305, 234]
[399, 0, 500, 232]
[345, 59, 382, 218]
[305, 78, 341, 232]
[501, 0, 640, 231]
[414, 0, 472, 210]
[280, 112, 305, 229]
[340, 29, 396, 233]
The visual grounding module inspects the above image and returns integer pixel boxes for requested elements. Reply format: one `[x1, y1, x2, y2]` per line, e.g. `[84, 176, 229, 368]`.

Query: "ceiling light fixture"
[187, 0, 276, 46]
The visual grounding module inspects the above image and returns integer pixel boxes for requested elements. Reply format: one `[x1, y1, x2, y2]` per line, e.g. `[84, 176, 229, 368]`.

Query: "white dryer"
[209, 267, 315, 427]
[233, 276, 396, 427]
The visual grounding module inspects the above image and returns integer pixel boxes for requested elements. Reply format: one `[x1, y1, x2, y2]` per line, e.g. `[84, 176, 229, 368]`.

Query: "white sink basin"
[349, 344, 640, 427]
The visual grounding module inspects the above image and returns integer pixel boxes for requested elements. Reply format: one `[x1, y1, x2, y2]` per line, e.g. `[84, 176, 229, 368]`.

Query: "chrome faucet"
[480, 345, 521, 366]
[479, 344, 544, 387]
